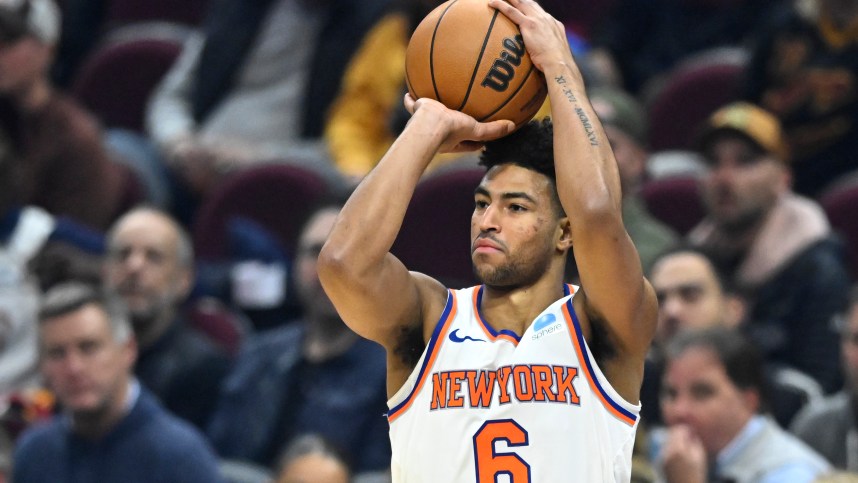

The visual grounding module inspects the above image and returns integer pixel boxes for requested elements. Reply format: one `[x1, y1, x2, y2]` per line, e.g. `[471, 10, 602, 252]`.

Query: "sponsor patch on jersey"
[532, 313, 562, 340]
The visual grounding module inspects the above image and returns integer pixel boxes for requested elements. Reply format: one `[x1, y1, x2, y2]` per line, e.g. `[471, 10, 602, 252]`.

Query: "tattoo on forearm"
[575, 108, 599, 146]
[555, 75, 577, 103]
[554, 76, 599, 146]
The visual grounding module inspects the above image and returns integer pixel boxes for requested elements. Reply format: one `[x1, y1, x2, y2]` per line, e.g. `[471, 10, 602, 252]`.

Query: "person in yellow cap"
[687, 101, 851, 394]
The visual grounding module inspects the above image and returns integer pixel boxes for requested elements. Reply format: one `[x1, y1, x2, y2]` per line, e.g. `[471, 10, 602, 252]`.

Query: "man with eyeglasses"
[792, 286, 858, 471]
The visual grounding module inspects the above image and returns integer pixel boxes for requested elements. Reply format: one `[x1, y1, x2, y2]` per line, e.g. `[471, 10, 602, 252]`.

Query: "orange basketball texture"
[405, 0, 547, 128]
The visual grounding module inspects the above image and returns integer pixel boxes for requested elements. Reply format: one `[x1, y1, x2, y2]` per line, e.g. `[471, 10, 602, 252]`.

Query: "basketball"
[405, 0, 547, 129]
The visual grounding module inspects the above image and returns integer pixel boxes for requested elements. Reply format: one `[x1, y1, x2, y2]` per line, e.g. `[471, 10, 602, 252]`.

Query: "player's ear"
[556, 217, 572, 251]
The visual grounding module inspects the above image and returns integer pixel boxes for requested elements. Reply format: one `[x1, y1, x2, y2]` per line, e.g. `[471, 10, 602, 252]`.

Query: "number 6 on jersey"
[473, 419, 531, 482]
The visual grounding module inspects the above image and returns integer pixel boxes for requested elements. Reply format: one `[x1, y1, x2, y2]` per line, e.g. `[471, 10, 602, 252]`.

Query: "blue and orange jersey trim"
[388, 289, 458, 423]
[563, 283, 576, 297]
[561, 298, 638, 426]
[473, 286, 522, 345]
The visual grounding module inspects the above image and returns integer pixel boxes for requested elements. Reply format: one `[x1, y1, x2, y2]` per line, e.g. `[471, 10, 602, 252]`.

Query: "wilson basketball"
[405, 0, 547, 128]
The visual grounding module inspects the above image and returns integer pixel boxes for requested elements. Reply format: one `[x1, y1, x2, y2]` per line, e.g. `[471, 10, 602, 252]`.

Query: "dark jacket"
[135, 318, 232, 429]
[206, 323, 390, 472]
[744, 235, 849, 393]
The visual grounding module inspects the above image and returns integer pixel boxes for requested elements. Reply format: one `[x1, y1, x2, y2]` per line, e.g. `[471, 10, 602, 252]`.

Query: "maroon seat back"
[648, 56, 746, 152]
[820, 181, 858, 281]
[71, 36, 182, 132]
[392, 166, 486, 288]
[184, 297, 250, 357]
[640, 176, 706, 236]
[192, 163, 333, 262]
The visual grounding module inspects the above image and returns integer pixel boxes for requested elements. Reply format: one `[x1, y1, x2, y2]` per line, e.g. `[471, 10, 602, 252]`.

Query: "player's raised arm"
[490, 0, 657, 400]
[317, 96, 513, 355]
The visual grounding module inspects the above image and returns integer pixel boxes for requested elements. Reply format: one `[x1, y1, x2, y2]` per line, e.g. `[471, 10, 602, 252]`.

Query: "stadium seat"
[820, 178, 858, 281]
[639, 176, 706, 236]
[647, 49, 747, 152]
[70, 34, 182, 132]
[191, 163, 333, 262]
[184, 297, 252, 357]
[392, 163, 486, 288]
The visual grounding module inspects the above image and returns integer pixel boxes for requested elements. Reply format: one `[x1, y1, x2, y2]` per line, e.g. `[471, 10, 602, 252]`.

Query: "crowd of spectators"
[0, 0, 856, 481]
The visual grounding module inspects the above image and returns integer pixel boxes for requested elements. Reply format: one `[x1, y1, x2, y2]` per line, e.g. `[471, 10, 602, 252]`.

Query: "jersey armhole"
[387, 289, 458, 422]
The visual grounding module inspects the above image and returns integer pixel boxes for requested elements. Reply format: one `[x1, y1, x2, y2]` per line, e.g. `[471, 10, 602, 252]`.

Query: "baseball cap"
[589, 87, 648, 146]
[696, 102, 789, 163]
[0, 0, 59, 45]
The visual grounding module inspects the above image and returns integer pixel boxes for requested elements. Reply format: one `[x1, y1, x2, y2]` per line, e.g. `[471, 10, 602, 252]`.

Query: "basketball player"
[317, 0, 657, 480]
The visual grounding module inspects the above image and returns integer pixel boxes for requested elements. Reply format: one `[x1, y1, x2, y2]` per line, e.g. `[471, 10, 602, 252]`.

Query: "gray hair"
[39, 282, 132, 343]
[106, 205, 194, 269]
[276, 434, 352, 479]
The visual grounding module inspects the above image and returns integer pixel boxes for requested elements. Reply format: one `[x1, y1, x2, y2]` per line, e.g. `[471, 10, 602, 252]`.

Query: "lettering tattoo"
[555, 75, 577, 103]
[554, 76, 599, 146]
[575, 108, 599, 146]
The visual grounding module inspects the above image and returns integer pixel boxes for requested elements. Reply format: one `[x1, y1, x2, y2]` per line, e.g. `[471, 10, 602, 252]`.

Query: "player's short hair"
[479, 117, 563, 216]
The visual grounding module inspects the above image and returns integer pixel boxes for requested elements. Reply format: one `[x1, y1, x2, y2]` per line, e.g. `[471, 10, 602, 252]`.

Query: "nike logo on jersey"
[448, 329, 486, 343]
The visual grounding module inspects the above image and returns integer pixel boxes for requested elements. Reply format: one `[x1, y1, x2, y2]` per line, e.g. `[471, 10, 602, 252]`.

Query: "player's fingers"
[474, 119, 515, 140]
[403, 93, 416, 114]
[448, 140, 485, 153]
[499, 0, 542, 16]
[487, 0, 524, 23]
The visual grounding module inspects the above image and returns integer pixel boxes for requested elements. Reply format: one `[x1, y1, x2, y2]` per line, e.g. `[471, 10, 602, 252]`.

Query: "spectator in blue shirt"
[12, 282, 224, 483]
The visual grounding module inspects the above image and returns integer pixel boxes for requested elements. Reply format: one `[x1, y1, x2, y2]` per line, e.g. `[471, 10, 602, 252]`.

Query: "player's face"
[471, 165, 561, 287]
[295, 208, 339, 318]
[701, 136, 787, 231]
[39, 304, 134, 417]
[650, 253, 726, 344]
[103, 211, 191, 326]
[660, 346, 757, 457]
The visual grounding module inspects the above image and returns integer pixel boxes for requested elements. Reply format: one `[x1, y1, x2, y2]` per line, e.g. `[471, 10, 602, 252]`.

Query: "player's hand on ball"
[488, 0, 574, 76]
[404, 94, 514, 153]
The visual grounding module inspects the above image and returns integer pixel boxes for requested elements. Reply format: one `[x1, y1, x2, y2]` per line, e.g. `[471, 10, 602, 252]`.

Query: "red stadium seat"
[820, 178, 858, 280]
[392, 164, 486, 288]
[184, 297, 252, 357]
[647, 49, 747, 152]
[191, 163, 333, 262]
[640, 176, 706, 236]
[70, 34, 183, 132]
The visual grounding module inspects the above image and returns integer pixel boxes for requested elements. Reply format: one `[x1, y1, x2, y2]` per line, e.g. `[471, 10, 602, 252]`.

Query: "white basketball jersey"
[387, 285, 640, 483]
